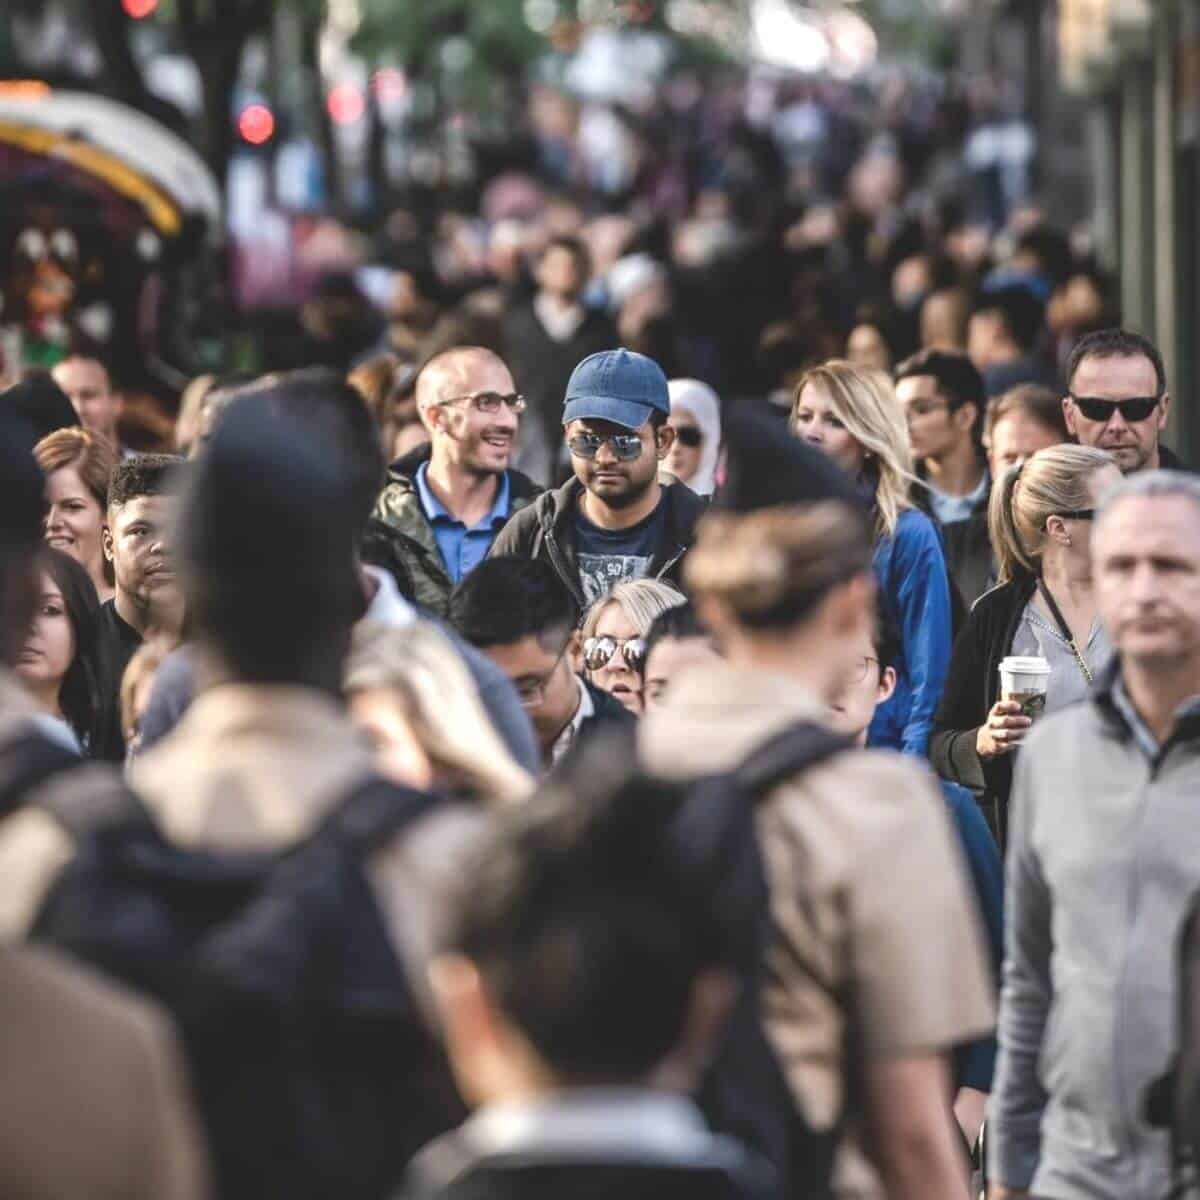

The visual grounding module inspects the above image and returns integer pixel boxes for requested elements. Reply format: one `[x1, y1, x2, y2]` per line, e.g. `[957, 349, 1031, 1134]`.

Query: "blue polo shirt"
[415, 464, 512, 583]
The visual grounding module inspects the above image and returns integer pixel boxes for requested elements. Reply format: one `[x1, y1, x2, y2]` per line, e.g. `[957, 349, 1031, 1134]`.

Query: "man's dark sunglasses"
[673, 425, 704, 448]
[567, 432, 645, 461]
[1069, 394, 1161, 423]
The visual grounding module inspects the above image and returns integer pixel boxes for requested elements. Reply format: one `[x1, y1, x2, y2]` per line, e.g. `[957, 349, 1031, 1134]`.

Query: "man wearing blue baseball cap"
[491, 349, 707, 605]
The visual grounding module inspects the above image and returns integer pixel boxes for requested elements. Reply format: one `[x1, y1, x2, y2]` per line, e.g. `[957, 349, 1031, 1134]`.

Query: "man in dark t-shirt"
[93, 455, 185, 760]
[490, 349, 707, 607]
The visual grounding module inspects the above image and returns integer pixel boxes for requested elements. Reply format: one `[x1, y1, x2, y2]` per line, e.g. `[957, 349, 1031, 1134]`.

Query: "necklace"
[1037, 576, 1095, 685]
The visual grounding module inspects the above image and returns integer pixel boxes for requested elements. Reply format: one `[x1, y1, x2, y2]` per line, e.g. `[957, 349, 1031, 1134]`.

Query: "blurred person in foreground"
[792, 360, 954, 756]
[1063, 328, 1182, 475]
[897, 349, 993, 607]
[401, 743, 775, 1200]
[450, 557, 632, 771]
[345, 619, 533, 803]
[373, 348, 542, 617]
[491, 349, 706, 608]
[639, 410, 994, 1200]
[990, 472, 1200, 1200]
[0, 408, 211, 1200]
[984, 384, 1069, 479]
[931, 445, 1120, 843]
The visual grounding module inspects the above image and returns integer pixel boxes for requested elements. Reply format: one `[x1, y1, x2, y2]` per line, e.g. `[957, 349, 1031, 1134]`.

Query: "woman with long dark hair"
[13, 548, 101, 754]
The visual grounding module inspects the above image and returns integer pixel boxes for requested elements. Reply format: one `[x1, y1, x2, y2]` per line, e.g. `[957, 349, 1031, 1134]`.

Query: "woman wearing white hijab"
[664, 378, 722, 496]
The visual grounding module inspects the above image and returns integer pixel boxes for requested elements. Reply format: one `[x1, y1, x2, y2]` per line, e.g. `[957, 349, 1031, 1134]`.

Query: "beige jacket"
[639, 661, 996, 1195]
[0, 945, 211, 1200]
[129, 682, 489, 1018]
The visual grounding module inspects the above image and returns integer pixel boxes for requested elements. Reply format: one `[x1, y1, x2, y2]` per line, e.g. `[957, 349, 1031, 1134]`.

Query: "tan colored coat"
[639, 662, 996, 1196]
[0, 945, 211, 1200]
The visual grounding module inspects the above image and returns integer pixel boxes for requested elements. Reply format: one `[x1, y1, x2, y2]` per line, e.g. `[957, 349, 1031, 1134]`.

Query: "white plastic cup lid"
[1000, 656, 1051, 675]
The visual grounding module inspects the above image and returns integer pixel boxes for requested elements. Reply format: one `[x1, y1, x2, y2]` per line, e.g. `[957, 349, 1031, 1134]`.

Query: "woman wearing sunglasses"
[579, 578, 685, 714]
[664, 379, 721, 496]
[931, 444, 1121, 843]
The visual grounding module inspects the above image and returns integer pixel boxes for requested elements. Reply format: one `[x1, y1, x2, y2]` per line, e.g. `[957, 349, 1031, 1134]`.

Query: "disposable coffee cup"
[999, 656, 1051, 720]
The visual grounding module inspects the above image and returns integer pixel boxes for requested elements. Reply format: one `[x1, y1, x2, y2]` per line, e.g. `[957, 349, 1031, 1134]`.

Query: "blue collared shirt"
[415, 463, 512, 584]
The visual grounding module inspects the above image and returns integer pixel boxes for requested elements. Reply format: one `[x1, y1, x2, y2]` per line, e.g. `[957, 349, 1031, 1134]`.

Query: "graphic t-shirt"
[574, 496, 667, 603]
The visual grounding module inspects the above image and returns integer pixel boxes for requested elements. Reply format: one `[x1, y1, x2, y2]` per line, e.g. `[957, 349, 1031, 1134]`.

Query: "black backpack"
[31, 774, 468, 1200]
[1146, 892, 1200, 1198]
[666, 721, 854, 1200]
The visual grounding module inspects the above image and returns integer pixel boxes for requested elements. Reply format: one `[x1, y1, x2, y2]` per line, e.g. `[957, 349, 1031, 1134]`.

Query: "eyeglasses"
[1069, 394, 1161, 423]
[583, 635, 648, 674]
[510, 640, 571, 708]
[850, 655, 879, 684]
[567, 432, 645, 462]
[672, 425, 704, 448]
[438, 391, 527, 414]
[1055, 509, 1095, 521]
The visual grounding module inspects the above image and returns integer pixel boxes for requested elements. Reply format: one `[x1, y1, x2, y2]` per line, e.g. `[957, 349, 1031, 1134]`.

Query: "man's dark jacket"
[913, 469, 994, 610]
[372, 445, 542, 617]
[502, 302, 618, 454]
[489, 477, 708, 607]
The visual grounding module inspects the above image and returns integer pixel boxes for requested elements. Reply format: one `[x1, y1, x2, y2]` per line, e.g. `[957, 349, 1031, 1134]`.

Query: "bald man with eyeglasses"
[372, 346, 544, 616]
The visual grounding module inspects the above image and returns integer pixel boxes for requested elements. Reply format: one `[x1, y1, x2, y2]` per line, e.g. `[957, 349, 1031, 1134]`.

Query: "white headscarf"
[667, 379, 722, 496]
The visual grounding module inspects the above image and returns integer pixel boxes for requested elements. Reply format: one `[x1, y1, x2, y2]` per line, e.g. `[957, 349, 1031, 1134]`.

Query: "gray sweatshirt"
[989, 665, 1200, 1199]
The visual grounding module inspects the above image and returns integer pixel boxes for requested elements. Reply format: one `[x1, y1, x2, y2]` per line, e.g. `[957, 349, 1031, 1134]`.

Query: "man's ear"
[102, 523, 115, 564]
[656, 422, 676, 461]
[877, 664, 898, 706]
[1062, 395, 1078, 438]
[1158, 393, 1171, 431]
[428, 955, 508, 1108]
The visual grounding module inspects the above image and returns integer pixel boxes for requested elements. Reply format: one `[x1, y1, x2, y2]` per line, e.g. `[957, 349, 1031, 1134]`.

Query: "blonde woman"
[931, 444, 1121, 835]
[791, 360, 953, 756]
[345, 620, 532, 804]
[579, 578, 685, 714]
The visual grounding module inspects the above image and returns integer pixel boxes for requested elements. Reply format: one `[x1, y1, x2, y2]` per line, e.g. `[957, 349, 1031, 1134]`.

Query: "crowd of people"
[0, 58, 1198, 1200]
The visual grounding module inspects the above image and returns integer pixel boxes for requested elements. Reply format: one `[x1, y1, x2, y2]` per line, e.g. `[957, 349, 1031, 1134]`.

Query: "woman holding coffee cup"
[930, 444, 1122, 843]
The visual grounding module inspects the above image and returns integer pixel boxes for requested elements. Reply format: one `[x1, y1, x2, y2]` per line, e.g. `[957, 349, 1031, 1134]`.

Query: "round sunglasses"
[583, 635, 648, 674]
[672, 425, 704, 448]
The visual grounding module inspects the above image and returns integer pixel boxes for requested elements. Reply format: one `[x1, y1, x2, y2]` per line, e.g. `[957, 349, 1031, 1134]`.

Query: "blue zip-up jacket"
[868, 507, 953, 757]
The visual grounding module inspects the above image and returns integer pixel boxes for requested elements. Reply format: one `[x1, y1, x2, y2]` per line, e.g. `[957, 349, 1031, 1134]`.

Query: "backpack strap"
[734, 721, 854, 800]
[318, 775, 446, 857]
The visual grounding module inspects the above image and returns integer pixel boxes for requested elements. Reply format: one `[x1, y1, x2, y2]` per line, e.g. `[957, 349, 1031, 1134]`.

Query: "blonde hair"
[686, 501, 872, 629]
[989, 443, 1115, 583]
[791, 360, 914, 538]
[345, 620, 532, 804]
[580, 579, 686, 642]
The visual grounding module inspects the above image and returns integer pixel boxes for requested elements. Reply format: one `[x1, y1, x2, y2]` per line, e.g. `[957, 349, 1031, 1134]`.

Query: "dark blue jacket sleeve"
[889, 511, 953, 757]
[943, 780, 1005, 1092]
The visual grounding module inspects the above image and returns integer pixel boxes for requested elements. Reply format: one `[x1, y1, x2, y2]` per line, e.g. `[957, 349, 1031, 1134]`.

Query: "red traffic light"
[327, 84, 366, 126]
[237, 104, 276, 146]
[122, 0, 159, 17]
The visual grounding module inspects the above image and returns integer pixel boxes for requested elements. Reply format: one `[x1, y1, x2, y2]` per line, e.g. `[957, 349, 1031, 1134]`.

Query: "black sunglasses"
[583, 635, 648, 673]
[672, 425, 704, 448]
[568, 432, 645, 462]
[1055, 509, 1095, 521]
[1069, 394, 1161, 423]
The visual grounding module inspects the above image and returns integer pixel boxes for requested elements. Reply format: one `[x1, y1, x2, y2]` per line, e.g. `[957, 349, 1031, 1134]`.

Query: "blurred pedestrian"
[967, 285, 1058, 398]
[897, 349, 993, 605]
[579, 578, 685, 716]
[51, 354, 125, 452]
[372, 348, 542, 617]
[492, 349, 707, 606]
[991, 472, 1200, 1200]
[984, 383, 1069, 478]
[931, 445, 1121, 839]
[664, 378, 722, 496]
[792, 360, 953, 755]
[346, 619, 533, 802]
[450, 557, 632, 770]
[34, 426, 118, 603]
[641, 411, 994, 1200]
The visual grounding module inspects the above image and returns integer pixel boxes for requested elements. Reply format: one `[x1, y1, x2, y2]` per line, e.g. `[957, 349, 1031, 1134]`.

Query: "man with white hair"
[990, 471, 1200, 1200]
[373, 346, 542, 616]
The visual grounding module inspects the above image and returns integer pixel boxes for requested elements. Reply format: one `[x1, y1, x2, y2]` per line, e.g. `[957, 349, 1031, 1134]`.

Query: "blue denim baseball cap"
[562, 349, 670, 430]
